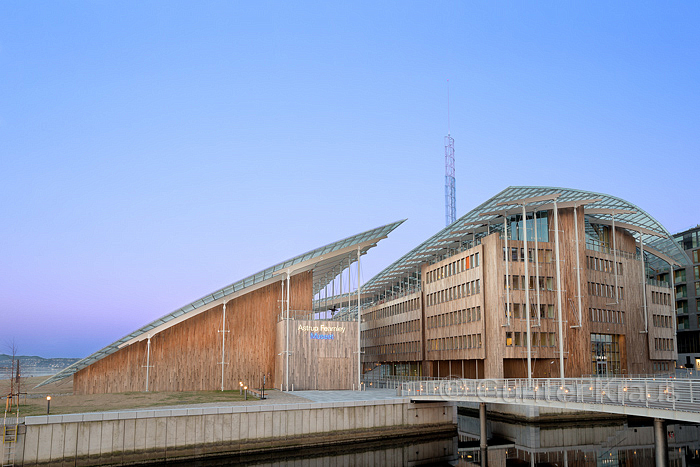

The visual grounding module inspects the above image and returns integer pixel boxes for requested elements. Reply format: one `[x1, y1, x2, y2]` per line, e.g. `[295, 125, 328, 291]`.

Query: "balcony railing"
[647, 278, 671, 289]
[585, 240, 640, 261]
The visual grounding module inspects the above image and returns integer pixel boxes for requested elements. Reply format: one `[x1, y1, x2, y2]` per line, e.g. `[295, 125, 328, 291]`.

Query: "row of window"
[505, 303, 555, 320]
[652, 314, 672, 328]
[505, 331, 557, 347]
[653, 362, 672, 372]
[674, 267, 700, 283]
[427, 334, 482, 351]
[590, 307, 625, 324]
[588, 282, 625, 300]
[364, 298, 420, 322]
[425, 280, 481, 307]
[427, 306, 482, 329]
[654, 338, 674, 352]
[364, 342, 419, 356]
[675, 231, 700, 251]
[674, 283, 700, 298]
[651, 291, 671, 306]
[502, 247, 554, 263]
[504, 275, 554, 291]
[362, 319, 419, 339]
[425, 252, 480, 284]
[586, 255, 623, 275]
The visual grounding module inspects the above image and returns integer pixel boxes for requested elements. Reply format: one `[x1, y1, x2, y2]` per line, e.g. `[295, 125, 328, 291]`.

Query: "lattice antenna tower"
[445, 79, 456, 226]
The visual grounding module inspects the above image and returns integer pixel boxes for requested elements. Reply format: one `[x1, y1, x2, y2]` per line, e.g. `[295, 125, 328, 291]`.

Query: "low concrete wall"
[15, 398, 455, 466]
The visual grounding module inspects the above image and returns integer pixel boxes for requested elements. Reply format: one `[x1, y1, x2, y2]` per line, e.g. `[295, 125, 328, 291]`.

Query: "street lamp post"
[46, 396, 51, 415]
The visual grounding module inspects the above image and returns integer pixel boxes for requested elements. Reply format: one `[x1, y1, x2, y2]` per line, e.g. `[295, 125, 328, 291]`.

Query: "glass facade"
[509, 211, 549, 243]
[591, 334, 621, 376]
[675, 269, 686, 282]
[675, 230, 700, 250]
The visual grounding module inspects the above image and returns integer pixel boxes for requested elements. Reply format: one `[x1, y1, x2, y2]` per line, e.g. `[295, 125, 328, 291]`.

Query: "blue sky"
[1, 1, 698, 357]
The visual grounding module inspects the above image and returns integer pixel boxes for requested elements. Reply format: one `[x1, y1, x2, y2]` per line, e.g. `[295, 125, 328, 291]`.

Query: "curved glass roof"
[37, 219, 404, 388]
[363, 186, 688, 295]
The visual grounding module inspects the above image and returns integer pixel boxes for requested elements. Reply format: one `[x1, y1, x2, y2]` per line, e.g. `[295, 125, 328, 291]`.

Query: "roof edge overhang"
[35, 219, 405, 389]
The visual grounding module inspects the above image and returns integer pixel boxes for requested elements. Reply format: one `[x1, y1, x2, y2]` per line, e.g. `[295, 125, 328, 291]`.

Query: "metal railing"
[585, 241, 640, 261]
[646, 278, 671, 289]
[398, 377, 700, 421]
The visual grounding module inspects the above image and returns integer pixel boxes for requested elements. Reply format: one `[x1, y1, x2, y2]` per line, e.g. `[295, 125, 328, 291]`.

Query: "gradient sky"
[1, 1, 698, 358]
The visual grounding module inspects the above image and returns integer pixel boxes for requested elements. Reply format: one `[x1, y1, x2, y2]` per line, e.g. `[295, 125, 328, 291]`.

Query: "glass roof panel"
[37, 219, 405, 388]
[363, 186, 688, 293]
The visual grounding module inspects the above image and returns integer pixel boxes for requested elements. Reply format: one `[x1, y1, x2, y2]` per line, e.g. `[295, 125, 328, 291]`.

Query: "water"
[143, 414, 700, 466]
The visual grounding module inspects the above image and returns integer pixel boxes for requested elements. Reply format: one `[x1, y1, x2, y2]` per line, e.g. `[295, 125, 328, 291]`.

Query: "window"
[694, 249, 700, 264]
[675, 269, 687, 283]
[677, 284, 688, 299]
[506, 332, 513, 346]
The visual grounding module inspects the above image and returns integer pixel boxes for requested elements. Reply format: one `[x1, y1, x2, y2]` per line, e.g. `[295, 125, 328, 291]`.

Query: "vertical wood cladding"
[361, 204, 676, 380]
[74, 272, 312, 395]
[275, 319, 359, 390]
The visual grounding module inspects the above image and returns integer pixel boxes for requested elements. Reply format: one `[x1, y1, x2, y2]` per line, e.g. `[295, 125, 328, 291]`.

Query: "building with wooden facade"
[359, 187, 690, 380]
[38, 221, 403, 394]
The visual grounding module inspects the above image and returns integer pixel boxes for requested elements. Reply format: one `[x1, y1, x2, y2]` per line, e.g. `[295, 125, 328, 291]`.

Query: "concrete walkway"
[118, 389, 403, 412]
[291, 388, 402, 403]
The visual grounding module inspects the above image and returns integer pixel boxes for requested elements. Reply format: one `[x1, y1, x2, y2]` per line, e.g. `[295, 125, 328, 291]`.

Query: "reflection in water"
[142, 415, 700, 466]
[457, 413, 700, 466]
[146, 433, 458, 466]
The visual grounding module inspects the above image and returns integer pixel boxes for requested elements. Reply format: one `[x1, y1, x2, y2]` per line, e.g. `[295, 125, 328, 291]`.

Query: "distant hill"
[0, 354, 80, 379]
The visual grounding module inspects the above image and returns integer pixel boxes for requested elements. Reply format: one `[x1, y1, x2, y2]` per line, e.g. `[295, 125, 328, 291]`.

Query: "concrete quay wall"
[15, 398, 456, 466]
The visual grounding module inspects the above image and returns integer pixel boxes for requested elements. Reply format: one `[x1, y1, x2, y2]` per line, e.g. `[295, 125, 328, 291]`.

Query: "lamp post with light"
[46, 396, 51, 415]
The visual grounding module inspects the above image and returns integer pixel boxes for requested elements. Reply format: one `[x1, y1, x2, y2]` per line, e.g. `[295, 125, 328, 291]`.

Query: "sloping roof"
[363, 186, 688, 294]
[37, 220, 404, 388]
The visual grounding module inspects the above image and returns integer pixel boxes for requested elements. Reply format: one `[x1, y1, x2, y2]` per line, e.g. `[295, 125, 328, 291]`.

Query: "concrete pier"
[478, 402, 487, 449]
[654, 418, 668, 467]
[13, 398, 456, 466]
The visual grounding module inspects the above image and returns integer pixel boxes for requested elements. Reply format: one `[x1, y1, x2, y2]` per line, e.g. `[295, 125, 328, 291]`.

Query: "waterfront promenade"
[5, 389, 455, 466]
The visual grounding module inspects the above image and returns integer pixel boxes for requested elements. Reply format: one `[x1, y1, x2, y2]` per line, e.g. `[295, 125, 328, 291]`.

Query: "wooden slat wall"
[422, 245, 486, 372]
[74, 271, 312, 394]
[276, 319, 359, 390]
[361, 292, 423, 363]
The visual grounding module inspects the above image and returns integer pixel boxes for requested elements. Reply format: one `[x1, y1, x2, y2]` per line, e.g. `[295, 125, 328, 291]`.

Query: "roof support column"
[348, 253, 352, 317]
[219, 301, 230, 391]
[640, 233, 649, 334]
[553, 200, 565, 382]
[612, 214, 619, 303]
[670, 264, 677, 348]
[533, 211, 541, 327]
[144, 334, 152, 392]
[573, 205, 582, 328]
[357, 246, 362, 390]
[523, 205, 532, 379]
[286, 270, 290, 391]
[504, 215, 511, 326]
